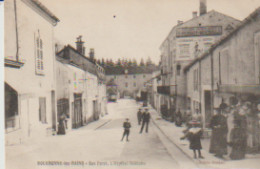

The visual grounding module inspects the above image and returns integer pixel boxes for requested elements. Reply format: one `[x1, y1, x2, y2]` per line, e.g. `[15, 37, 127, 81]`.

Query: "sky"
[42, 0, 260, 64]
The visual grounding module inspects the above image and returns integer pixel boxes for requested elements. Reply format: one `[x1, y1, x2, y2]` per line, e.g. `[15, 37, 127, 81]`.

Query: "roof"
[105, 65, 159, 75]
[184, 7, 260, 72]
[31, 0, 60, 22]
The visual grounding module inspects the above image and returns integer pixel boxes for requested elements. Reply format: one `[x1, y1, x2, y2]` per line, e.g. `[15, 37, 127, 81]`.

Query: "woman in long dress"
[209, 108, 228, 158]
[229, 119, 247, 160]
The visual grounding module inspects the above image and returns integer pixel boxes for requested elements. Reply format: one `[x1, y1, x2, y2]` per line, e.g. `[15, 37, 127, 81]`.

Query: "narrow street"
[6, 99, 197, 169]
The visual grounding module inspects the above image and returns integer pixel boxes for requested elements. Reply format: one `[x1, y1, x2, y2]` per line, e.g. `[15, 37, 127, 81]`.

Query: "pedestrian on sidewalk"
[57, 113, 66, 135]
[137, 108, 143, 125]
[209, 107, 228, 158]
[181, 121, 204, 159]
[140, 108, 150, 133]
[228, 119, 247, 160]
[121, 118, 131, 142]
[175, 109, 183, 127]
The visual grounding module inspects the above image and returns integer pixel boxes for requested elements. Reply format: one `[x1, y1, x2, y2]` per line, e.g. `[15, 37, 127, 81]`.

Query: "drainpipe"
[14, 0, 19, 61]
[210, 52, 214, 116]
[199, 60, 202, 120]
[219, 52, 222, 85]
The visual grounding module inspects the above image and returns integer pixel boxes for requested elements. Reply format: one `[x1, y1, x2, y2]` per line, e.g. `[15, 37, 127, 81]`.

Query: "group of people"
[121, 108, 151, 142]
[181, 100, 254, 160]
[209, 102, 249, 160]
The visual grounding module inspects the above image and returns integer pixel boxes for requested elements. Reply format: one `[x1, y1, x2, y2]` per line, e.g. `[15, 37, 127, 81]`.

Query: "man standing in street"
[121, 118, 131, 142]
[140, 108, 151, 133]
[137, 108, 142, 125]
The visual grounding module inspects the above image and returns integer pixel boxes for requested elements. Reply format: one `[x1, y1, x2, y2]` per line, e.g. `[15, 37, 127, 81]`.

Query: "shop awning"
[218, 84, 260, 95]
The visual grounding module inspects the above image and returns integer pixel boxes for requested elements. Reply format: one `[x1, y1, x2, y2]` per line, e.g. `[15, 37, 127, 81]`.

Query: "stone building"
[105, 65, 158, 98]
[5, 0, 59, 145]
[56, 37, 107, 129]
[159, 0, 241, 118]
[184, 7, 260, 150]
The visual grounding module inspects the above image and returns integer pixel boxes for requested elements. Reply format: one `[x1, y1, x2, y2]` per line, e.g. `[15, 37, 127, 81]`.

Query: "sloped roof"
[184, 7, 260, 72]
[31, 0, 60, 22]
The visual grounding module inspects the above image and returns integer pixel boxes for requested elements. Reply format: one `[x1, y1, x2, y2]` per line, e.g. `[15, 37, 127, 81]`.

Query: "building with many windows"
[5, 0, 59, 145]
[105, 65, 158, 98]
[158, 0, 241, 119]
[184, 7, 260, 150]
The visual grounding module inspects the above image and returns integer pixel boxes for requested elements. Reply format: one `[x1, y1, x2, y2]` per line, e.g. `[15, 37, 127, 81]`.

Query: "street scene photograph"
[3, 0, 260, 169]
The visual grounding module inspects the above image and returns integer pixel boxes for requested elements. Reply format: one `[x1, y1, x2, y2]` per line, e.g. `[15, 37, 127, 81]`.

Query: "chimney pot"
[75, 36, 85, 55]
[199, 0, 207, 16]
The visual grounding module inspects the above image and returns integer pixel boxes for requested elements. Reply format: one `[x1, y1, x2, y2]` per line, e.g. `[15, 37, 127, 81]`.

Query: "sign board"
[176, 26, 222, 37]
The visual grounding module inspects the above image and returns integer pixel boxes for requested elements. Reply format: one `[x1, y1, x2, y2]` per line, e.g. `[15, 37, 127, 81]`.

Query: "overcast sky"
[43, 0, 260, 64]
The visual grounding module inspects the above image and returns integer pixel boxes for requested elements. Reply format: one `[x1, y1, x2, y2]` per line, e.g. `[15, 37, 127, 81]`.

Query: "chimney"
[75, 35, 85, 55]
[89, 48, 95, 61]
[199, 0, 207, 16]
[177, 20, 183, 25]
[192, 11, 197, 18]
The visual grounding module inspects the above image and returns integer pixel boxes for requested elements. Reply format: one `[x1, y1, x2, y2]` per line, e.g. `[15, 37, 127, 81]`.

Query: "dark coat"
[182, 128, 202, 150]
[229, 127, 247, 160]
[137, 111, 142, 120]
[209, 114, 228, 155]
[142, 112, 150, 122]
[123, 121, 131, 130]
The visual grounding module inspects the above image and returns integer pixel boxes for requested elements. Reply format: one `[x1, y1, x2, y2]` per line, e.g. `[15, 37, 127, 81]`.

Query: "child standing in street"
[181, 121, 204, 159]
[121, 118, 131, 142]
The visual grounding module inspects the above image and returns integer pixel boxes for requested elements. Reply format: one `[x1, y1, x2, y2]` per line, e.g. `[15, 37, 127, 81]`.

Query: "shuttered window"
[35, 33, 44, 75]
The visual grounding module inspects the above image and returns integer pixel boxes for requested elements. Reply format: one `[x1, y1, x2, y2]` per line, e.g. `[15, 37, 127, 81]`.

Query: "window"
[125, 83, 128, 88]
[179, 44, 190, 56]
[177, 65, 181, 76]
[35, 31, 44, 75]
[133, 82, 136, 87]
[39, 97, 47, 123]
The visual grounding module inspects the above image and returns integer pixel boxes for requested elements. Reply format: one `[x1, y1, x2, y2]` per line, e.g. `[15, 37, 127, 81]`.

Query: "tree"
[128, 59, 133, 67]
[140, 58, 145, 66]
[101, 58, 105, 66]
[116, 58, 122, 67]
[146, 56, 153, 66]
[132, 59, 138, 67]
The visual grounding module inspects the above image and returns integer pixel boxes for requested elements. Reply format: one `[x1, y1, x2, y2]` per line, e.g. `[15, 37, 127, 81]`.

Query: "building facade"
[158, 0, 241, 119]
[185, 7, 260, 151]
[5, 0, 59, 145]
[105, 66, 158, 98]
[56, 37, 106, 130]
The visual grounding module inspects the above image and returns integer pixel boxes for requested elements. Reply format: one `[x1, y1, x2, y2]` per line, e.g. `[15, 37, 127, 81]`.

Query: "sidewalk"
[148, 105, 260, 169]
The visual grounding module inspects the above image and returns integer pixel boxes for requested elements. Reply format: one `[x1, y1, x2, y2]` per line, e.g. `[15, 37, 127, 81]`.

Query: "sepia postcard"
[2, 0, 260, 169]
